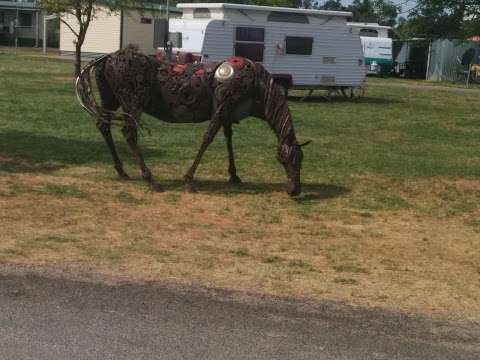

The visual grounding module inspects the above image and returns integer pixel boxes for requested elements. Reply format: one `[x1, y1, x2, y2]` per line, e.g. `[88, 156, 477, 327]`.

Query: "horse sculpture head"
[277, 141, 310, 197]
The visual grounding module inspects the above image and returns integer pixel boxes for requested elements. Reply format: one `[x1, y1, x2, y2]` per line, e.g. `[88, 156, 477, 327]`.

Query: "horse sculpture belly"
[75, 46, 307, 196]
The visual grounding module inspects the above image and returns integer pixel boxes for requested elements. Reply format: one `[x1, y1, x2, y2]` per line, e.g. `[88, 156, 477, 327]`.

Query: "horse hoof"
[228, 175, 242, 184]
[118, 173, 130, 181]
[149, 182, 164, 192]
[184, 184, 196, 193]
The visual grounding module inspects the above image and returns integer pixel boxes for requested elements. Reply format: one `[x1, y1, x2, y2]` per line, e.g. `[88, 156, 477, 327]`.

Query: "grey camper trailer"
[168, 3, 366, 92]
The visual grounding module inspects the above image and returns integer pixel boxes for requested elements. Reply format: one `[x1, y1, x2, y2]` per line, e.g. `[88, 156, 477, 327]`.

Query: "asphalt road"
[0, 266, 479, 360]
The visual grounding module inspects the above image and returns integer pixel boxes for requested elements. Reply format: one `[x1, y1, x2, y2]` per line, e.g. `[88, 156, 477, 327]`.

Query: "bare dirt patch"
[1, 170, 480, 321]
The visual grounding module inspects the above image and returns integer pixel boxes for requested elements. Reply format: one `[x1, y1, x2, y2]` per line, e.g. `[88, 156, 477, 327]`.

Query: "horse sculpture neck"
[254, 64, 298, 148]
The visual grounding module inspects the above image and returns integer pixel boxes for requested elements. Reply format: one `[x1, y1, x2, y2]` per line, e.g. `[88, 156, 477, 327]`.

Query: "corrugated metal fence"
[426, 39, 480, 82]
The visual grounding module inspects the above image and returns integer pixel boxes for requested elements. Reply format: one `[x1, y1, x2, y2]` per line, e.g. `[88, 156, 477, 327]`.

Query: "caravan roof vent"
[194, 8, 211, 19]
[268, 12, 309, 24]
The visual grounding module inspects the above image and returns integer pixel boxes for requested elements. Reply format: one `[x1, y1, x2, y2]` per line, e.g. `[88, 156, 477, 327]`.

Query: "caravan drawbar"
[169, 3, 366, 91]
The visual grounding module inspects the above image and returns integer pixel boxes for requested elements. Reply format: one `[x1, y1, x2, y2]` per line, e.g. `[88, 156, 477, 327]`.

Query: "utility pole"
[166, 0, 169, 26]
[15, 5, 19, 53]
[165, 0, 172, 60]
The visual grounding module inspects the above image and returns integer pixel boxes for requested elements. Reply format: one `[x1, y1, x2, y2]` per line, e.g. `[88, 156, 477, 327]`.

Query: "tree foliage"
[39, 0, 95, 76]
[319, 0, 345, 11]
[177, 0, 316, 7]
[397, 0, 480, 39]
[319, 0, 399, 27]
[39, 0, 140, 76]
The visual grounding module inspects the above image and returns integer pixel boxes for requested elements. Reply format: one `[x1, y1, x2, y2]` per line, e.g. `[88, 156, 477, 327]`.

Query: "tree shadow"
[0, 158, 63, 174]
[160, 179, 350, 202]
[0, 130, 164, 174]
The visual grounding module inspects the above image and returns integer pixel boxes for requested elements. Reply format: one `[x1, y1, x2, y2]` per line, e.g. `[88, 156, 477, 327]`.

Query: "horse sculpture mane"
[76, 45, 309, 196]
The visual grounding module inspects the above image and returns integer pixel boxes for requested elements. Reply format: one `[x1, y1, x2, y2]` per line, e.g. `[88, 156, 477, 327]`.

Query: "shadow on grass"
[158, 179, 350, 201]
[288, 95, 401, 105]
[0, 160, 63, 174]
[0, 130, 164, 173]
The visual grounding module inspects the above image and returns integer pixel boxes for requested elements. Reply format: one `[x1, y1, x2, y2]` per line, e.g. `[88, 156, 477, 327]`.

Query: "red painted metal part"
[173, 64, 187, 75]
[155, 52, 248, 77]
[225, 56, 247, 70]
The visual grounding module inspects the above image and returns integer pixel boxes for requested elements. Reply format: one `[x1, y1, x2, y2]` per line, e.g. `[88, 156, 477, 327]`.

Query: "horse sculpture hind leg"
[101, 50, 163, 192]
[95, 63, 129, 180]
[97, 118, 130, 181]
[119, 107, 164, 193]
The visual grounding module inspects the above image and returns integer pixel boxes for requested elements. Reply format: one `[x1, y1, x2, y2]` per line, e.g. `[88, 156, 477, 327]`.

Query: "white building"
[0, 0, 49, 47]
[59, 4, 181, 57]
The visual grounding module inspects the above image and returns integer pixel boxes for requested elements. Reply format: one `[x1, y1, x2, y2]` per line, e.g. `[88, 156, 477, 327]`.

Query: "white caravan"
[169, 3, 366, 91]
[348, 22, 393, 75]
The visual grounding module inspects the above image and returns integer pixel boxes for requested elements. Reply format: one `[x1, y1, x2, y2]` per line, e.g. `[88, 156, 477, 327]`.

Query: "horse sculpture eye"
[214, 63, 235, 82]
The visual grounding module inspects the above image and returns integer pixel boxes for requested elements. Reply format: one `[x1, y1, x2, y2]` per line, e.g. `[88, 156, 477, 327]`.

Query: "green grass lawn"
[1, 53, 479, 181]
[1, 51, 480, 320]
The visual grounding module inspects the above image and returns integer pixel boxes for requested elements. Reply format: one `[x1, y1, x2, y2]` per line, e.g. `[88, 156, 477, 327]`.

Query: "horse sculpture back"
[76, 46, 308, 196]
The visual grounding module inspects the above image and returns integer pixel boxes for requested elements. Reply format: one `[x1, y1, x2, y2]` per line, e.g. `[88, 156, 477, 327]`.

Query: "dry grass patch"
[1, 169, 480, 321]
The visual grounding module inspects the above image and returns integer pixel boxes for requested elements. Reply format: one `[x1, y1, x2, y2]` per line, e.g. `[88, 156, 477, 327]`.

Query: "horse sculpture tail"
[75, 54, 110, 120]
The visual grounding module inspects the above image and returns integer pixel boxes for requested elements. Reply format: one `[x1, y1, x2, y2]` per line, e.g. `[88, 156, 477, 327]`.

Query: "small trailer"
[168, 3, 366, 93]
[348, 22, 393, 75]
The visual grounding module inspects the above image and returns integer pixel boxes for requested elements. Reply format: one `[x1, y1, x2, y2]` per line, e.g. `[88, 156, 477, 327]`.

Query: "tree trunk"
[74, 43, 82, 77]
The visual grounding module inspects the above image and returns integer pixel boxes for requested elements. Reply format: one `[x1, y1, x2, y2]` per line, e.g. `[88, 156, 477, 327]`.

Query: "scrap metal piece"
[214, 62, 235, 82]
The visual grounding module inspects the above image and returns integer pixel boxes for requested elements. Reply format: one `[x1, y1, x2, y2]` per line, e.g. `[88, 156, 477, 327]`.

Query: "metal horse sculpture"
[76, 45, 309, 196]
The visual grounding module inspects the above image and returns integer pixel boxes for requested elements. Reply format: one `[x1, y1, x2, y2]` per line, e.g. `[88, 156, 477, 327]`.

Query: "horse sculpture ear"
[299, 140, 312, 147]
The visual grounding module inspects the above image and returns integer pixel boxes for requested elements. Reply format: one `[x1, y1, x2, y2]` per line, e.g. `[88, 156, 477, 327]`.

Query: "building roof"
[0, 0, 39, 10]
[347, 22, 392, 30]
[100, 1, 182, 13]
[139, 3, 182, 13]
[177, 3, 352, 17]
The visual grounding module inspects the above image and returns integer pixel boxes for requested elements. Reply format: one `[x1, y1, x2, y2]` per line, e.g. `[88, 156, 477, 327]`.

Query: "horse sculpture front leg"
[223, 123, 242, 184]
[183, 104, 226, 193]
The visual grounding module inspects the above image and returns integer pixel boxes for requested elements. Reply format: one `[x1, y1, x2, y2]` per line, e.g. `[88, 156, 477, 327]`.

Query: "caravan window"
[359, 29, 378, 37]
[235, 27, 264, 62]
[236, 27, 264, 42]
[268, 12, 309, 24]
[18, 12, 33, 27]
[194, 8, 211, 18]
[285, 37, 313, 55]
